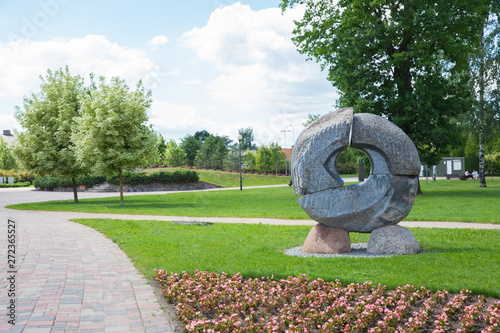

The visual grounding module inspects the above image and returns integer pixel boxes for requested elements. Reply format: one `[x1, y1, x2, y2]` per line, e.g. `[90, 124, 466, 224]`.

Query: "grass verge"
[142, 167, 295, 187]
[73, 219, 500, 297]
[8, 180, 500, 223]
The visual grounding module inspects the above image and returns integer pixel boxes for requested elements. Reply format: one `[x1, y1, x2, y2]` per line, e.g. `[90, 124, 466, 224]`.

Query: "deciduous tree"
[466, 10, 500, 187]
[0, 138, 17, 170]
[195, 135, 229, 169]
[238, 127, 256, 150]
[302, 113, 321, 127]
[13, 67, 84, 202]
[73, 76, 156, 205]
[164, 140, 186, 166]
[180, 134, 201, 165]
[282, 0, 494, 191]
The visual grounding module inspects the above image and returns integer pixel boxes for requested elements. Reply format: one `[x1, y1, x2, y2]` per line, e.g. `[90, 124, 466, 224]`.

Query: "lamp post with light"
[237, 135, 243, 191]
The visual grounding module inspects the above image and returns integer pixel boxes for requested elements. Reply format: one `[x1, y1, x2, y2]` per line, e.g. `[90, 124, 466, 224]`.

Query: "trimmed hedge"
[107, 170, 199, 186]
[33, 175, 106, 191]
[33, 170, 199, 190]
[0, 182, 32, 188]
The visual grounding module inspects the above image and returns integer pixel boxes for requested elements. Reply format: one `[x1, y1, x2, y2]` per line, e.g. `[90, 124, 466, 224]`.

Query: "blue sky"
[0, 0, 338, 146]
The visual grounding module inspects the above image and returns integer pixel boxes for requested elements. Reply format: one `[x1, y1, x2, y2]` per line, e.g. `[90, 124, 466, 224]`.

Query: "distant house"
[421, 157, 479, 177]
[281, 148, 293, 161]
[1, 130, 17, 147]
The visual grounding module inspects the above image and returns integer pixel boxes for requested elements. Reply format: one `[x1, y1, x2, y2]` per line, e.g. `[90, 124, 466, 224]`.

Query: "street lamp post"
[280, 129, 291, 175]
[237, 135, 243, 191]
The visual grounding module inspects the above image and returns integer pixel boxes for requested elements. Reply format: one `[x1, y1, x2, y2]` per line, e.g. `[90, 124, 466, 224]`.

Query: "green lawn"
[142, 167, 296, 187]
[73, 219, 500, 297]
[8, 180, 500, 223]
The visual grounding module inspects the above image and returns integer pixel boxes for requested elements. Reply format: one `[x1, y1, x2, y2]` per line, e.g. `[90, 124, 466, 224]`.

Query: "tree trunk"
[72, 177, 78, 203]
[119, 169, 124, 206]
[417, 176, 423, 194]
[478, 29, 487, 188]
[358, 161, 364, 182]
[479, 130, 486, 187]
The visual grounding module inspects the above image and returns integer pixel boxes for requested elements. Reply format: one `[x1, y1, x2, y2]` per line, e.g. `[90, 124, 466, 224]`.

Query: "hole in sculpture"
[336, 148, 371, 183]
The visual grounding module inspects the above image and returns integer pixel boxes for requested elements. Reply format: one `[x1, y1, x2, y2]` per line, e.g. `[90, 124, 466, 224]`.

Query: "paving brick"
[0, 189, 174, 332]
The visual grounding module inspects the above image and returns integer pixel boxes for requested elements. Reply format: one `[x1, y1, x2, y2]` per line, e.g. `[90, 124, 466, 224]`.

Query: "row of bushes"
[107, 170, 199, 186]
[0, 169, 38, 184]
[33, 170, 199, 190]
[0, 182, 32, 188]
[33, 175, 107, 191]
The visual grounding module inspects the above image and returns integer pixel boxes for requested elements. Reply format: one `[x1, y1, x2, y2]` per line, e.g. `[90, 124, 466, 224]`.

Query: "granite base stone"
[367, 225, 421, 255]
[302, 224, 351, 254]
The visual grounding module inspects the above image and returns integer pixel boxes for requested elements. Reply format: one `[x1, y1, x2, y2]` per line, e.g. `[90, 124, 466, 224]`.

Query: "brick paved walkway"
[0, 189, 174, 333]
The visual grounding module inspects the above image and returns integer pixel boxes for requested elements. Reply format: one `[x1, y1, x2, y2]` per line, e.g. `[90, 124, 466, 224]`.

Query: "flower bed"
[155, 270, 500, 333]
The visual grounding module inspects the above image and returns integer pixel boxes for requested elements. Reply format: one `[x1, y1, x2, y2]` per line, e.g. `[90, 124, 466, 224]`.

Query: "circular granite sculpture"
[292, 107, 421, 255]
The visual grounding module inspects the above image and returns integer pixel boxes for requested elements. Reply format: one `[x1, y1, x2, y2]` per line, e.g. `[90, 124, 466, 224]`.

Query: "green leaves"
[13, 67, 84, 178]
[14, 67, 157, 204]
[73, 76, 156, 176]
[282, 0, 494, 164]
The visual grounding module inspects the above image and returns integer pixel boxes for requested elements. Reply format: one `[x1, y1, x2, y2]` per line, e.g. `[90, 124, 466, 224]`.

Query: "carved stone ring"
[292, 107, 421, 233]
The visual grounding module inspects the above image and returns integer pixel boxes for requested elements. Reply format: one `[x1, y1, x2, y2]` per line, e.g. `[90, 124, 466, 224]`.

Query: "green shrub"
[485, 152, 500, 176]
[0, 170, 37, 184]
[76, 175, 106, 188]
[15, 171, 38, 184]
[33, 177, 58, 190]
[107, 170, 199, 186]
[336, 162, 357, 174]
[0, 182, 32, 188]
[33, 176, 105, 190]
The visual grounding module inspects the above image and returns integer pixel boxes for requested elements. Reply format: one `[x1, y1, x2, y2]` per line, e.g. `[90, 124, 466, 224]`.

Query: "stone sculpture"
[292, 107, 421, 255]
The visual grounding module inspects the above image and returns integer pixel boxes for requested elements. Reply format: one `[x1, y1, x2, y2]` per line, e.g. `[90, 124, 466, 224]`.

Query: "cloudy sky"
[0, 0, 338, 147]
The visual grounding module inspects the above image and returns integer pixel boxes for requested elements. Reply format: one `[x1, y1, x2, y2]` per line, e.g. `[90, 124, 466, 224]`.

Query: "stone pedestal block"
[367, 225, 420, 255]
[303, 224, 351, 254]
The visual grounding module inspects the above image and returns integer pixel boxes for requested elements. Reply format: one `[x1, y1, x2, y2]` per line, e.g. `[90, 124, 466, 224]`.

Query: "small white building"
[1, 130, 17, 147]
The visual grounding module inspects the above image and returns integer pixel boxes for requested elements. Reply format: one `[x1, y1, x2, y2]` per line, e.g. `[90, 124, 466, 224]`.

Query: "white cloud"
[180, 3, 338, 143]
[0, 114, 18, 132]
[149, 100, 217, 137]
[0, 34, 159, 100]
[182, 79, 201, 85]
[148, 35, 169, 48]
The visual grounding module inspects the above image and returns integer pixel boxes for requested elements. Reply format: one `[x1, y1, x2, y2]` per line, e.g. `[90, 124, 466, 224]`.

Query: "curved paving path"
[1, 186, 499, 332]
[0, 188, 174, 333]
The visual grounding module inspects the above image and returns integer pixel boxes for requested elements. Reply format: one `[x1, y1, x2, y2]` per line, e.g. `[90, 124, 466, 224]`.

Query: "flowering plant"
[155, 269, 499, 332]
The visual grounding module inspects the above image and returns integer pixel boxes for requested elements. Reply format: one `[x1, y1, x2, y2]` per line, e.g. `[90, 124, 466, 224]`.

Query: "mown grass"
[73, 219, 500, 297]
[406, 179, 500, 223]
[8, 180, 500, 223]
[142, 167, 295, 188]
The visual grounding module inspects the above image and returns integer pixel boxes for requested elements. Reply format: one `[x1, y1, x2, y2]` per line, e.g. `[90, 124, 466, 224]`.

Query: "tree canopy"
[302, 113, 321, 128]
[164, 139, 186, 166]
[13, 67, 84, 202]
[0, 138, 17, 170]
[256, 143, 285, 173]
[180, 134, 202, 165]
[238, 127, 256, 150]
[195, 135, 229, 169]
[466, 9, 500, 186]
[73, 76, 156, 205]
[281, 0, 494, 166]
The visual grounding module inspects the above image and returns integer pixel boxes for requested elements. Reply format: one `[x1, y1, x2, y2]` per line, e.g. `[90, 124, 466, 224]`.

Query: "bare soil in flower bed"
[151, 271, 500, 333]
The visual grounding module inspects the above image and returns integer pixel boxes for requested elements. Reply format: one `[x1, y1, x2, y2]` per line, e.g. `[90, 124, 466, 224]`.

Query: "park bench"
[445, 173, 467, 181]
